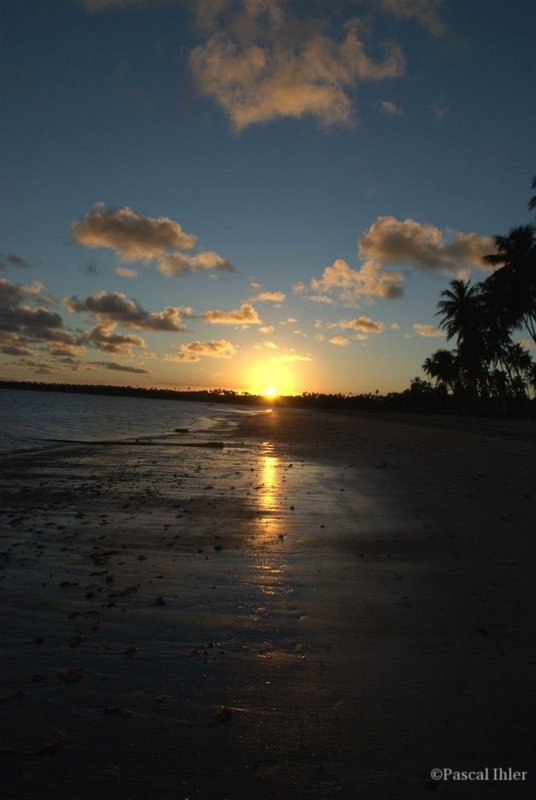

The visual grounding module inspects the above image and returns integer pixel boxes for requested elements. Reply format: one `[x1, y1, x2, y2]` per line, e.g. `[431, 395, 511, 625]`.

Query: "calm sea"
[0, 389, 253, 455]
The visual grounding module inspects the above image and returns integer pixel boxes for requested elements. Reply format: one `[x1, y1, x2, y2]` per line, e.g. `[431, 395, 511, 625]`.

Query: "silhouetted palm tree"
[423, 349, 460, 395]
[529, 175, 536, 212]
[436, 279, 488, 397]
[483, 225, 536, 343]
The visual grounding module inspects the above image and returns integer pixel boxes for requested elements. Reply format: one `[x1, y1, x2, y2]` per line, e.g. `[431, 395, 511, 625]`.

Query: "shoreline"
[1, 408, 534, 798]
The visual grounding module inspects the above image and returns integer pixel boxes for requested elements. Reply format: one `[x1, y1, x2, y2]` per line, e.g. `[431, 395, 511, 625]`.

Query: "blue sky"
[1, 0, 534, 394]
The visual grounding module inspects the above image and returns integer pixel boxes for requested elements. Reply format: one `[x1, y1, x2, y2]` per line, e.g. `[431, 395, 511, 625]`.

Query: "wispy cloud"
[377, 0, 445, 36]
[413, 323, 444, 337]
[379, 99, 403, 115]
[92, 360, 150, 374]
[71, 203, 233, 276]
[0, 252, 30, 270]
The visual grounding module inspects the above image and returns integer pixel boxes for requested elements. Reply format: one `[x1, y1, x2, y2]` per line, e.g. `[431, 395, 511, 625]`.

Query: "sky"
[1, 0, 535, 396]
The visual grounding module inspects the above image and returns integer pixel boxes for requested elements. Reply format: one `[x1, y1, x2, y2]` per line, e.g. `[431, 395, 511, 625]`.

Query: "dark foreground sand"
[0, 408, 534, 800]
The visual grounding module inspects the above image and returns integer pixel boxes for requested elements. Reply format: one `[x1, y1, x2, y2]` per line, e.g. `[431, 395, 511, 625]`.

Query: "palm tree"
[483, 225, 536, 343]
[529, 175, 536, 213]
[423, 349, 460, 395]
[436, 279, 488, 397]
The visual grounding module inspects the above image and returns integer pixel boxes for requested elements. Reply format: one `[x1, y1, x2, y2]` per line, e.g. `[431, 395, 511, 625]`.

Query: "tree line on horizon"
[418, 176, 536, 410]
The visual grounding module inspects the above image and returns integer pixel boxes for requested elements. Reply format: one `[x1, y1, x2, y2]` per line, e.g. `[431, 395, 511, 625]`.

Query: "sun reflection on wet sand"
[244, 445, 291, 599]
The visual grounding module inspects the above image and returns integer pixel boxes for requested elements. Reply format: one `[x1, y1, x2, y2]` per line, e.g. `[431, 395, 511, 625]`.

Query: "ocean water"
[0, 389, 253, 455]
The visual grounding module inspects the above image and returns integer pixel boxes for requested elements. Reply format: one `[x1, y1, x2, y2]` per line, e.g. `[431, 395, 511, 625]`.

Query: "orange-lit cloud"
[165, 339, 237, 362]
[202, 302, 261, 325]
[329, 336, 349, 346]
[190, 6, 405, 129]
[329, 316, 384, 333]
[115, 266, 138, 278]
[413, 323, 444, 337]
[279, 351, 311, 362]
[71, 203, 233, 276]
[311, 258, 404, 306]
[249, 290, 286, 303]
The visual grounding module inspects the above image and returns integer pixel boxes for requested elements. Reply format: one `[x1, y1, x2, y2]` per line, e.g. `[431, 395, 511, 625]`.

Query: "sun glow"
[265, 386, 277, 398]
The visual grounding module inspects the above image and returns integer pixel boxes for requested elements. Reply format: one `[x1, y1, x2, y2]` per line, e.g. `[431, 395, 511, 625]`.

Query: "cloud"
[157, 250, 233, 276]
[377, 0, 445, 36]
[201, 302, 262, 325]
[358, 216, 494, 275]
[165, 339, 237, 362]
[93, 360, 151, 374]
[412, 323, 444, 337]
[259, 325, 274, 333]
[115, 266, 138, 278]
[71, 203, 233, 276]
[249, 290, 286, 303]
[307, 294, 334, 305]
[279, 351, 311, 362]
[63, 290, 189, 331]
[189, 7, 405, 129]
[329, 336, 349, 346]
[0, 277, 86, 365]
[329, 316, 384, 333]
[310, 258, 404, 306]
[379, 99, 403, 115]
[0, 253, 30, 269]
[83, 323, 146, 354]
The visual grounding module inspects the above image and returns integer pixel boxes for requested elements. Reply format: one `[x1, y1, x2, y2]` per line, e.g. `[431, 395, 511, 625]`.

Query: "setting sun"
[265, 386, 277, 398]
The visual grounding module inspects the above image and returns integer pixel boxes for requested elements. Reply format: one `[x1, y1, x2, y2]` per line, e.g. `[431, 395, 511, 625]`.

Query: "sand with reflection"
[0, 408, 534, 799]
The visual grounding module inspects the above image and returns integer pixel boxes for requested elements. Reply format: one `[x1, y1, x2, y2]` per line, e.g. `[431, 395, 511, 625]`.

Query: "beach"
[0, 407, 535, 799]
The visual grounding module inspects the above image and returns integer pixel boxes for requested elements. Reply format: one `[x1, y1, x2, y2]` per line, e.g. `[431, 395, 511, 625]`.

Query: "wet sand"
[0, 408, 535, 799]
